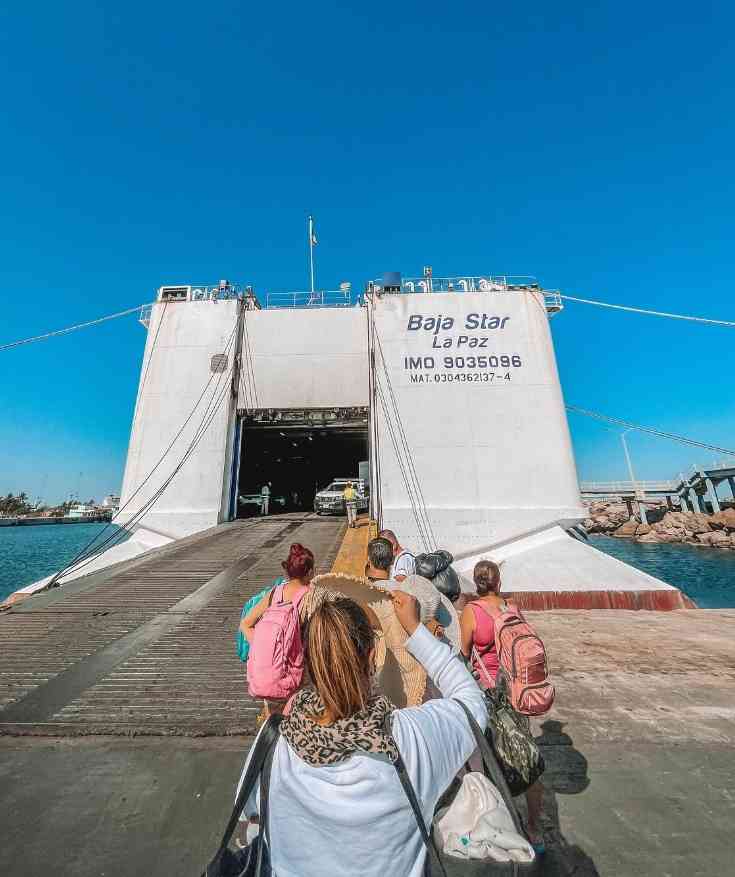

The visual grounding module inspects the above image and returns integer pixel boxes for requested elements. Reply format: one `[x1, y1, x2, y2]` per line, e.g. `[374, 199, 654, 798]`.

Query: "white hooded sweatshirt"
[235, 624, 487, 877]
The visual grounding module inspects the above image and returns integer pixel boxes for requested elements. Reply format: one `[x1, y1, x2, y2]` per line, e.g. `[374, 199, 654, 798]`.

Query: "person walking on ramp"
[460, 559, 549, 853]
[343, 481, 358, 528]
[242, 543, 315, 721]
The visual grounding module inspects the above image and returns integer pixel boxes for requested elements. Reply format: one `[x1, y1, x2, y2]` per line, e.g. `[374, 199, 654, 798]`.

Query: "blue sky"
[1, 1, 733, 504]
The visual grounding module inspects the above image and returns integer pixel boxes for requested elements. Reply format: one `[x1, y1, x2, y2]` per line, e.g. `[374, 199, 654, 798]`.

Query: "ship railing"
[368, 275, 539, 294]
[265, 290, 353, 309]
[186, 283, 259, 304]
[156, 283, 261, 306]
[365, 276, 563, 315]
[580, 480, 678, 493]
[139, 304, 153, 328]
[543, 289, 563, 314]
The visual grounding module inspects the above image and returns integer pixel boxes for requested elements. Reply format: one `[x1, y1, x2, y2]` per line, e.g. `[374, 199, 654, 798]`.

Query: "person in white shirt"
[235, 592, 487, 877]
[260, 482, 271, 516]
[380, 529, 415, 582]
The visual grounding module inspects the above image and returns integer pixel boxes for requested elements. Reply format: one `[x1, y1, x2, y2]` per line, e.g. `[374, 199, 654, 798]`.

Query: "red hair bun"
[282, 543, 315, 579]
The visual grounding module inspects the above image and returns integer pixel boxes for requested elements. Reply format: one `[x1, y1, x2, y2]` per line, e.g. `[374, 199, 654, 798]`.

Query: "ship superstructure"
[115, 273, 690, 609]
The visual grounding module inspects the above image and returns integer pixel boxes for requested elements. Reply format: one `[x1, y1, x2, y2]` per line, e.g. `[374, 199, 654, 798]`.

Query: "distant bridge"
[580, 459, 735, 518]
[581, 480, 677, 498]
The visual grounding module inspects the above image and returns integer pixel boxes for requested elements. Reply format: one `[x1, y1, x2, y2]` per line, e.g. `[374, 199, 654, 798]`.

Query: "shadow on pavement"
[529, 720, 600, 876]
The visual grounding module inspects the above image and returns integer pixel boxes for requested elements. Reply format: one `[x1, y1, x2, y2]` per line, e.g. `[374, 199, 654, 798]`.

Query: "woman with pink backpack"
[241, 543, 315, 722]
[459, 559, 549, 855]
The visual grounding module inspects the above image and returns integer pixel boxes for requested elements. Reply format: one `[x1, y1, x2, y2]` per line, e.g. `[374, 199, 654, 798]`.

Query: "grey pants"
[346, 501, 357, 526]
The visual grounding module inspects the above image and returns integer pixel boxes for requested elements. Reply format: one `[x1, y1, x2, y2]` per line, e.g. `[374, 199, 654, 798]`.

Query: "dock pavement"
[1, 514, 733, 875]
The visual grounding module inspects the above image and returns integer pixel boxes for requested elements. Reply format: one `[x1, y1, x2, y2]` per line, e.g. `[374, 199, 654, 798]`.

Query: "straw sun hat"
[304, 573, 461, 708]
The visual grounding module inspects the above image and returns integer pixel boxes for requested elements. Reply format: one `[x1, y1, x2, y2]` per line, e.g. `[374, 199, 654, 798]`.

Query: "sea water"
[0, 523, 129, 602]
[590, 535, 735, 608]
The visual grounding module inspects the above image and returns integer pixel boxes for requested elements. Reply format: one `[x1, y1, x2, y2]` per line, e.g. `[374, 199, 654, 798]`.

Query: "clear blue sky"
[1, 1, 733, 504]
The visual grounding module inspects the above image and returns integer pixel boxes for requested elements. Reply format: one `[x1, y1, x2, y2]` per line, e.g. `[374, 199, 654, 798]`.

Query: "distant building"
[102, 494, 120, 511]
[66, 504, 99, 519]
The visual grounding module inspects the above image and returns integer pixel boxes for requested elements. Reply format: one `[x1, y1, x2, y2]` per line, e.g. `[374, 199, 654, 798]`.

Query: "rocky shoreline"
[584, 501, 735, 549]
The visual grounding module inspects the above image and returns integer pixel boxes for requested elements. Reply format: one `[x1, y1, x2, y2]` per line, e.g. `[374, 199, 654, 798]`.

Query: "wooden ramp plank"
[330, 516, 377, 577]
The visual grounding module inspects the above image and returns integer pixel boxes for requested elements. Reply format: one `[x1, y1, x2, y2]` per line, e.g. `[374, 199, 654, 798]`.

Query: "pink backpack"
[247, 584, 308, 701]
[488, 601, 555, 716]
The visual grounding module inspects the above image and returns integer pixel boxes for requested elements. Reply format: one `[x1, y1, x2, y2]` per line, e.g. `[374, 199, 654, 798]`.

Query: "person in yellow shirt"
[343, 482, 358, 528]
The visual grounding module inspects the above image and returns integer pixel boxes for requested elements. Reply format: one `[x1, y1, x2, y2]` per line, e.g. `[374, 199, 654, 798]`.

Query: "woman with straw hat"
[233, 591, 487, 877]
[303, 570, 462, 707]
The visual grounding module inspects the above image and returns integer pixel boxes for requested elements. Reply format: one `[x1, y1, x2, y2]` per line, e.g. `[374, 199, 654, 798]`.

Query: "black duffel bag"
[415, 550, 461, 602]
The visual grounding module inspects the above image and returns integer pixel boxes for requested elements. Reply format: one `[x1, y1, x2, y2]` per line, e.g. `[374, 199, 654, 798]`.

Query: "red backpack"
[488, 601, 554, 716]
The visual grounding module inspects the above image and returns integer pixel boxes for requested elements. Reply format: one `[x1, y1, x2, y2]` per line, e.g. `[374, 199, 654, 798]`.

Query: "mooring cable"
[559, 294, 735, 327]
[0, 304, 150, 351]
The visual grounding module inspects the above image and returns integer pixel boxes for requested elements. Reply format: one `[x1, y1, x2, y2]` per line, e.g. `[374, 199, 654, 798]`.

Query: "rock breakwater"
[584, 501, 735, 549]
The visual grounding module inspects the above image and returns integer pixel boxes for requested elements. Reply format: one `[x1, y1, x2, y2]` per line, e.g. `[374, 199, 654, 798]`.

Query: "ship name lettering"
[406, 315, 455, 334]
[464, 314, 510, 330]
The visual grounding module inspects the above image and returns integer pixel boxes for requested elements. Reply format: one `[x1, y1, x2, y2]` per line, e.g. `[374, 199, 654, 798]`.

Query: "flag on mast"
[308, 215, 317, 295]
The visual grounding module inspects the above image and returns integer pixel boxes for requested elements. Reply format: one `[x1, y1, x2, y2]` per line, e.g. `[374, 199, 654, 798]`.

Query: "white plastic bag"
[434, 772, 534, 863]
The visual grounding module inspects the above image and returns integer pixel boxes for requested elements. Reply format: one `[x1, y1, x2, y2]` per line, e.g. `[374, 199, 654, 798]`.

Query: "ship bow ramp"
[452, 525, 693, 610]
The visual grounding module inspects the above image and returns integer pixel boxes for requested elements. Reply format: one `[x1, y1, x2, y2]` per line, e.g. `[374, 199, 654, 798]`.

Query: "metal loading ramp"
[0, 514, 345, 736]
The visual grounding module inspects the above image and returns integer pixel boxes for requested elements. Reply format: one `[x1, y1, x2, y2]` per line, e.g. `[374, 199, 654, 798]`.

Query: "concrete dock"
[1, 516, 734, 875]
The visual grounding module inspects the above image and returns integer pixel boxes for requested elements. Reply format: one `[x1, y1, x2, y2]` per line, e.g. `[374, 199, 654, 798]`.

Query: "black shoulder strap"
[385, 715, 448, 877]
[254, 728, 279, 875]
[214, 715, 283, 854]
[453, 699, 525, 837]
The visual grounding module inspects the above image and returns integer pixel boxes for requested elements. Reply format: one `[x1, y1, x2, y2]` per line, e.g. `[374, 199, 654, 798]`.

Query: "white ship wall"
[119, 303, 369, 540]
[372, 290, 585, 555]
[118, 300, 240, 538]
[239, 307, 368, 408]
[370, 290, 687, 606]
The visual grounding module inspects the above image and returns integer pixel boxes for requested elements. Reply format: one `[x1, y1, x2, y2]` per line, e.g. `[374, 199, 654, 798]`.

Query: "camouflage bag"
[483, 685, 545, 796]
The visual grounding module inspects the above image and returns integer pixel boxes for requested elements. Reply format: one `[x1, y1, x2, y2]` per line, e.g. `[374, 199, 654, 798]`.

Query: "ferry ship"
[11, 272, 690, 608]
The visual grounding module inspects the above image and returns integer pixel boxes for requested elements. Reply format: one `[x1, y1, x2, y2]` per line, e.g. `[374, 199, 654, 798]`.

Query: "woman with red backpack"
[459, 559, 547, 854]
[241, 543, 315, 722]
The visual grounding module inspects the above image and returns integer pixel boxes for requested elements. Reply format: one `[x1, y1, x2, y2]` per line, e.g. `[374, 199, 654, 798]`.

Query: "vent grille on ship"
[210, 353, 228, 373]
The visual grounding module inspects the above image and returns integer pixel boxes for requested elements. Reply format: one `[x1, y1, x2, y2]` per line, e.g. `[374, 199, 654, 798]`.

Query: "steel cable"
[0, 304, 150, 351]
[48, 319, 240, 584]
[566, 405, 735, 457]
[559, 294, 735, 327]
[367, 298, 435, 550]
[52, 362, 236, 583]
[373, 331, 437, 549]
[374, 379, 433, 552]
[241, 309, 260, 409]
